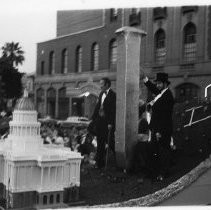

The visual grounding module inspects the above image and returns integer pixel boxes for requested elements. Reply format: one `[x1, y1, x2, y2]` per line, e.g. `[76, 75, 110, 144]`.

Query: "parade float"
[0, 90, 83, 209]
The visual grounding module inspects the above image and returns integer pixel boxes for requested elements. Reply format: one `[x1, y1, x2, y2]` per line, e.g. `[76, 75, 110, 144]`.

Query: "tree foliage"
[1, 66, 23, 99]
[0, 42, 25, 104]
[1, 42, 25, 67]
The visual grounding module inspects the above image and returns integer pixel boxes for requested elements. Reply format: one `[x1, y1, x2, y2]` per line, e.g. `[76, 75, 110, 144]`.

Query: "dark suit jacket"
[92, 89, 116, 127]
[145, 80, 174, 134]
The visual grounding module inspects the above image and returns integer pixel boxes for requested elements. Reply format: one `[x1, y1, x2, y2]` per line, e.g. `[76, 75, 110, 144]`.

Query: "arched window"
[154, 29, 166, 65]
[56, 194, 60, 203]
[109, 39, 117, 70]
[61, 49, 68, 74]
[37, 195, 39, 204]
[49, 51, 55, 74]
[50, 195, 54, 204]
[75, 46, 82, 72]
[175, 83, 199, 103]
[58, 87, 69, 119]
[47, 88, 56, 118]
[91, 43, 99, 71]
[43, 195, 47, 205]
[183, 22, 197, 62]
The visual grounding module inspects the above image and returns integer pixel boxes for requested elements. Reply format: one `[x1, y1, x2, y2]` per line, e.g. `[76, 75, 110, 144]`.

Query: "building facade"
[35, 6, 211, 119]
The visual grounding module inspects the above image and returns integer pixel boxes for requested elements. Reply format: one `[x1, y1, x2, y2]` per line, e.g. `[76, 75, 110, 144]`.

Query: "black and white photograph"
[0, 0, 211, 209]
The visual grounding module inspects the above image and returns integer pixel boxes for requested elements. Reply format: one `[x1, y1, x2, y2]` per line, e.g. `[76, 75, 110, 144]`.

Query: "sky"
[0, 0, 209, 74]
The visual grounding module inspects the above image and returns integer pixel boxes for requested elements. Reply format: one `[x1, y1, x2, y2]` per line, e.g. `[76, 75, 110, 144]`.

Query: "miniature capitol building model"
[0, 91, 83, 209]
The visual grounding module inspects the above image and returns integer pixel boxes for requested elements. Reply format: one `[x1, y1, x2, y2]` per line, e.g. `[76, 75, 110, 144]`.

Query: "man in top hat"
[140, 68, 174, 181]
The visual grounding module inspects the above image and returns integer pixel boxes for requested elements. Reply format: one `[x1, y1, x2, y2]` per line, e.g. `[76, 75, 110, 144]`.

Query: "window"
[49, 51, 55, 74]
[129, 8, 141, 26]
[56, 194, 60, 203]
[36, 195, 39, 204]
[91, 43, 99, 71]
[58, 87, 69, 119]
[183, 23, 197, 62]
[109, 39, 117, 70]
[75, 46, 82, 72]
[50, 195, 54, 204]
[182, 6, 198, 14]
[154, 29, 166, 65]
[41, 61, 45, 75]
[110, 8, 118, 21]
[175, 83, 199, 103]
[47, 88, 56, 118]
[43, 195, 47, 205]
[61, 49, 68, 74]
[153, 7, 167, 20]
[72, 97, 84, 116]
[130, 8, 141, 15]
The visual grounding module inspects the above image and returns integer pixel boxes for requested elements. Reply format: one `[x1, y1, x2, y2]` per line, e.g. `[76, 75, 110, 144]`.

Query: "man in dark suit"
[91, 77, 116, 169]
[140, 69, 174, 181]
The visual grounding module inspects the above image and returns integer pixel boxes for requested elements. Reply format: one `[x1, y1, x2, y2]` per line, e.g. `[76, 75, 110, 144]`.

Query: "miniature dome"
[15, 97, 35, 111]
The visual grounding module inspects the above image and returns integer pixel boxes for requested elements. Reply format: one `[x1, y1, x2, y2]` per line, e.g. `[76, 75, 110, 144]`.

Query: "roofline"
[38, 10, 106, 44]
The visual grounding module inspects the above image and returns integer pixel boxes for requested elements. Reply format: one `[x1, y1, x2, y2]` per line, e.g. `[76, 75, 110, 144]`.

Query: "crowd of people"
[40, 122, 97, 165]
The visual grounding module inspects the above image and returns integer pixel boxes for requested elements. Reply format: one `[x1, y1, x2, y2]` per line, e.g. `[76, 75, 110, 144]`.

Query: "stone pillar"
[115, 27, 146, 170]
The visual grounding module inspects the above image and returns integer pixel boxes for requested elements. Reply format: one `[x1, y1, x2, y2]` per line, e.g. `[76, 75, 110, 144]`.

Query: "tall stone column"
[115, 27, 146, 170]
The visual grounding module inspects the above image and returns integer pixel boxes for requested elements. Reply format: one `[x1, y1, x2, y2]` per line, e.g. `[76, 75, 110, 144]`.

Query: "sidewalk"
[160, 167, 211, 206]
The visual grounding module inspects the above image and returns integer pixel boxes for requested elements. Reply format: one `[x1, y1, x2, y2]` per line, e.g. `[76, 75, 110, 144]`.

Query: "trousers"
[147, 130, 172, 177]
[95, 116, 115, 168]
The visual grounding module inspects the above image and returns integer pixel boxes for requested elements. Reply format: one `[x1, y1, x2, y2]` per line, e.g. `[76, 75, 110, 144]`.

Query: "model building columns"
[115, 27, 146, 170]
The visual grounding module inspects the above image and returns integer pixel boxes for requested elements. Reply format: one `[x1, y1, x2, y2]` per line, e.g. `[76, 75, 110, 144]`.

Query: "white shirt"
[101, 88, 110, 105]
[149, 88, 168, 106]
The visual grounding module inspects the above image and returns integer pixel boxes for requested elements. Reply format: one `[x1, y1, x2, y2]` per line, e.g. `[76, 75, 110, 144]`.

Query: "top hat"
[154, 73, 170, 85]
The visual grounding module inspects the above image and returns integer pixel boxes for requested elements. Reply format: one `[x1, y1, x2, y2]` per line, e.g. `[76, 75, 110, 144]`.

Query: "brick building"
[35, 6, 211, 119]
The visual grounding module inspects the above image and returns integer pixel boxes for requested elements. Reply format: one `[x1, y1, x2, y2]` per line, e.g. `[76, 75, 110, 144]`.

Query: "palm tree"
[1, 42, 25, 68]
